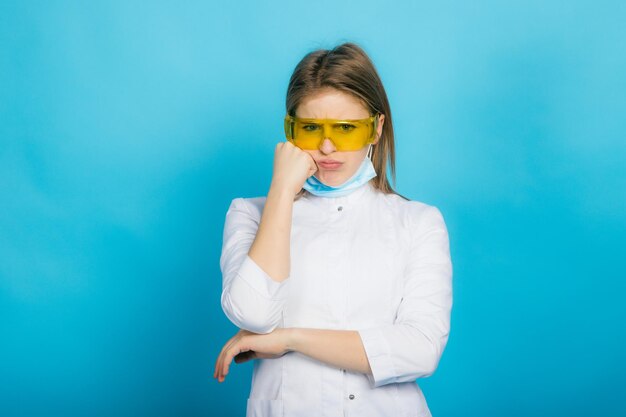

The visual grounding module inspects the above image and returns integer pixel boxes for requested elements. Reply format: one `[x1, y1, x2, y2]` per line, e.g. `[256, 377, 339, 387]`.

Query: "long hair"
[286, 42, 402, 197]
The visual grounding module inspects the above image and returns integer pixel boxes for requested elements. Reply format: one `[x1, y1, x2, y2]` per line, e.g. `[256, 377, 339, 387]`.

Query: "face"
[295, 88, 385, 187]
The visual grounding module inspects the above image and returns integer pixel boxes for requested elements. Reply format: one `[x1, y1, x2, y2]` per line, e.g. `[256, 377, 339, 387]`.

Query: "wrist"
[284, 328, 300, 352]
[268, 182, 298, 200]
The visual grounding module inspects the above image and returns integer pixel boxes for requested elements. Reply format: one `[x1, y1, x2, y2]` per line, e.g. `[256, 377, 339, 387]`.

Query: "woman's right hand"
[269, 141, 318, 196]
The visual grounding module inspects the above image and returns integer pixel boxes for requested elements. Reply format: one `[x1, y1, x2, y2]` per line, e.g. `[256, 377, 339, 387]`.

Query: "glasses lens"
[289, 117, 374, 151]
[328, 121, 372, 150]
[293, 121, 324, 149]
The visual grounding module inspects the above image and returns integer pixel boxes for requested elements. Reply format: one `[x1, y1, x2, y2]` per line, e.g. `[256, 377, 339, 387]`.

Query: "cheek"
[344, 151, 367, 171]
[350, 150, 368, 164]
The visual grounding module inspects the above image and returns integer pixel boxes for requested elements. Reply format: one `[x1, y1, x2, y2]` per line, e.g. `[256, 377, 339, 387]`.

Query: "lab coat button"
[337, 206, 343, 211]
[349, 394, 355, 400]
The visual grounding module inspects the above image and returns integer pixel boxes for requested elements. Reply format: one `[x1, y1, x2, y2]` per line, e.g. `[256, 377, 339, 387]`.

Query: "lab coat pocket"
[246, 398, 283, 417]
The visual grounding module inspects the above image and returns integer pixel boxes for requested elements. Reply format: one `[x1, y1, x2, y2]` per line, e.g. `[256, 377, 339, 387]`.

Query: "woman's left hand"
[213, 328, 291, 382]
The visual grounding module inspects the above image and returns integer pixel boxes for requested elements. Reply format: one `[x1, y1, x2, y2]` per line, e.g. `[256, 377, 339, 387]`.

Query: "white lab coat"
[220, 181, 453, 417]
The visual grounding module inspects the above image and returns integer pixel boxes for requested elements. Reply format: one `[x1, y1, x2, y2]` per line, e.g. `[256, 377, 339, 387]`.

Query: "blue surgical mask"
[303, 145, 377, 197]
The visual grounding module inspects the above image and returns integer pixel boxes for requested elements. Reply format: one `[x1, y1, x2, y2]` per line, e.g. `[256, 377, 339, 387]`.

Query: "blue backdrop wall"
[1, 1, 624, 416]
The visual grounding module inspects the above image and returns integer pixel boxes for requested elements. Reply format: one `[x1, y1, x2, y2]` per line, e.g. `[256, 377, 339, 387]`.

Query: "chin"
[317, 171, 348, 186]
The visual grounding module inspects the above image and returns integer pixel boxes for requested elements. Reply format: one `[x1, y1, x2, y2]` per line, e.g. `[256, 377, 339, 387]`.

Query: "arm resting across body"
[287, 328, 372, 375]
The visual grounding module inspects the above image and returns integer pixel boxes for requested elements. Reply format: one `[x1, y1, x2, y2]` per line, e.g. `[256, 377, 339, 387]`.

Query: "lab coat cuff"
[359, 327, 396, 388]
[238, 255, 290, 300]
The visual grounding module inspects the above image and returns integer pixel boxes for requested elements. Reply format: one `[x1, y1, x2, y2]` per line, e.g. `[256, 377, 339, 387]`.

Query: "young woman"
[214, 42, 453, 417]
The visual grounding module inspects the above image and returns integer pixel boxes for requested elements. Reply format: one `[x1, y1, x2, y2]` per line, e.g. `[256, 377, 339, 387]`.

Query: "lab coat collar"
[302, 180, 376, 208]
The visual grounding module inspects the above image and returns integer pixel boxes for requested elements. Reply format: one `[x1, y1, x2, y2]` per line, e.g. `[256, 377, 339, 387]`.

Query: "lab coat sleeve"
[219, 198, 290, 334]
[358, 205, 453, 388]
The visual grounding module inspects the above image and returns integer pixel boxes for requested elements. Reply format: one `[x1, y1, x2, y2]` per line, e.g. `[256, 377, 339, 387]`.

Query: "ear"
[373, 114, 385, 145]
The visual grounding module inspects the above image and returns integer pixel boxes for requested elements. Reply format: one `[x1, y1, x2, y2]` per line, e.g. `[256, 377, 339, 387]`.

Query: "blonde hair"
[286, 42, 404, 198]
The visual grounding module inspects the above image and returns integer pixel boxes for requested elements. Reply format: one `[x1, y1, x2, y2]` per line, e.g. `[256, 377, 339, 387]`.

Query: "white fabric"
[220, 181, 453, 417]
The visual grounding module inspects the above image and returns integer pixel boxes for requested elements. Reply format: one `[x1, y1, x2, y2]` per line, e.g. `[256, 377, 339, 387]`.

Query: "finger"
[215, 332, 242, 379]
[215, 347, 230, 379]
[215, 340, 231, 378]
[217, 350, 225, 381]
[218, 338, 244, 382]
[221, 348, 238, 380]
[222, 343, 249, 381]
[304, 155, 318, 175]
[215, 345, 228, 379]
[214, 345, 225, 379]
[213, 343, 232, 380]
[216, 344, 233, 381]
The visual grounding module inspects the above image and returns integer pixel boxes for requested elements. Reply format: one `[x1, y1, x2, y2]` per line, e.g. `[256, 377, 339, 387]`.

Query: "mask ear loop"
[366, 113, 380, 160]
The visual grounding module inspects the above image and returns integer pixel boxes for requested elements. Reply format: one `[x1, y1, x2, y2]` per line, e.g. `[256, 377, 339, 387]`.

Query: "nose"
[319, 137, 336, 154]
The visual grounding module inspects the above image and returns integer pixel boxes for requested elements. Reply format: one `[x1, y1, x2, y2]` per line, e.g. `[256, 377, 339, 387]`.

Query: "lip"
[317, 160, 343, 169]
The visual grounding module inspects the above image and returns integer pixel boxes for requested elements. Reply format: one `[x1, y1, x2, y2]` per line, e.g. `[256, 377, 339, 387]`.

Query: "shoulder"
[226, 196, 268, 222]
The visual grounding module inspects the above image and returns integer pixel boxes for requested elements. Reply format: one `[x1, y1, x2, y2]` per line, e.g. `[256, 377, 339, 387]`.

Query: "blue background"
[1, 1, 625, 416]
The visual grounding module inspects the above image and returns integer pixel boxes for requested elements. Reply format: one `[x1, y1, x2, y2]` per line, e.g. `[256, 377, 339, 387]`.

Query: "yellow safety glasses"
[284, 114, 379, 151]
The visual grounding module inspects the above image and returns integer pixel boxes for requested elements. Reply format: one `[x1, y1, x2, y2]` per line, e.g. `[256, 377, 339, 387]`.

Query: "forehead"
[296, 88, 370, 119]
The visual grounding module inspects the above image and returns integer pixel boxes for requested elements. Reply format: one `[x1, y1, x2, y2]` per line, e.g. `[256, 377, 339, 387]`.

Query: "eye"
[337, 123, 356, 132]
[302, 124, 321, 132]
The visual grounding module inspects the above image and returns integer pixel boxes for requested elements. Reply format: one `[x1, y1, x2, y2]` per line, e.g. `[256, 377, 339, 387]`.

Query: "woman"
[214, 42, 453, 417]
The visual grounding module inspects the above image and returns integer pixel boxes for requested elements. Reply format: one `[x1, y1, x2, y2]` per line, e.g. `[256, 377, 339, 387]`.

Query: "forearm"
[248, 185, 294, 282]
[287, 328, 372, 375]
